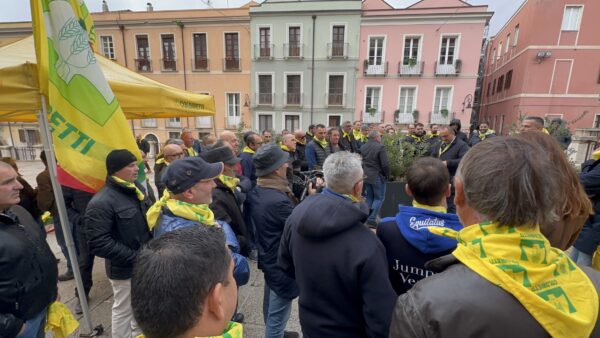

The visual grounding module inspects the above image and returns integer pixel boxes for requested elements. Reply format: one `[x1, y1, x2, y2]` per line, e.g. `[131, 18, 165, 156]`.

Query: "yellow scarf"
[111, 176, 145, 201]
[280, 144, 291, 152]
[342, 130, 351, 141]
[479, 129, 496, 140]
[413, 200, 447, 213]
[155, 157, 167, 165]
[137, 322, 243, 338]
[410, 134, 425, 143]
[296, 138, 306, 145]
[186, 147, 198, 157]
[593, 149, 600, 161]
[314, 137, 328, 149]
[242, 146, 255, 154]
[45, 302, 79, 338]
[353, 129, 364, 142]
[428, 221, 598, 338]
[218, 174, 239, 193]
[543, 128, 550, 135]
[147, 191, 215, 230]
[343, 194, 359, 203]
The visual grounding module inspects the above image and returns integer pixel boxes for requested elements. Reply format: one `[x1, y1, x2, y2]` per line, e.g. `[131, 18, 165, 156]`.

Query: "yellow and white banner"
[31, 0, 139, 191]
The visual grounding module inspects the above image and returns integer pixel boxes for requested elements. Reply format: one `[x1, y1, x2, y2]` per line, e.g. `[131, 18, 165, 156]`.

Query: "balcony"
[396, 112, 414, 124]
[255, 93, 273, 106]
[430, 112, 450, 125]
[223, 58, 241, 72]
[284, 92, 303, 106]
[435, 60, 462, 76]
[166, 119, 181, 128]
[327, 42, 348, 59]
[326, 93, 345, 107]
[254, 44, 274, 60]
[134, 58, 152, 72]
[362, 109, 383, 123]
[398, 60, 424, 76]
[161, 58, 177, 72]
[225, 116, 241, 129]
[284, 43, 304, 59]
[363, 60, 388, 76]
[192, 57, 209, 72]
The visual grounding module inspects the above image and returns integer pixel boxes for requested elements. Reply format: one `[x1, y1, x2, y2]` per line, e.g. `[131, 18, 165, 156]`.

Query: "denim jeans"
[16, 307, 46, 338]
[263, 283, 293, 338]
[365, 175, 386, 223]
[569, 247, 593, 267]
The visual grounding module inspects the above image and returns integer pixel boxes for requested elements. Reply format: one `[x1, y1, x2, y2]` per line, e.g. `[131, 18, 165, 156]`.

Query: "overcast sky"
[0, 0, 525, 36]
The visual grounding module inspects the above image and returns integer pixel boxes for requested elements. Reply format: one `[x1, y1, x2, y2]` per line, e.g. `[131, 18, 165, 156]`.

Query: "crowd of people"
[0, 115, 598, 338]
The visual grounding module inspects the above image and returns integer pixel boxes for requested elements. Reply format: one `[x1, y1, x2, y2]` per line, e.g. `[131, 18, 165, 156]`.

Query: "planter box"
[380, 181, 413, 218]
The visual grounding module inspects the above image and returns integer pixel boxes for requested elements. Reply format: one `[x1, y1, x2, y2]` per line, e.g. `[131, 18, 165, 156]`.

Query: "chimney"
[146, 2, 153, 11]
[102, 0, 109, 12]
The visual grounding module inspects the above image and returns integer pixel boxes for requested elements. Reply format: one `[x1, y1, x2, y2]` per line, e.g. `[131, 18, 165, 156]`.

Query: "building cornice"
[360, 12, 492, 25]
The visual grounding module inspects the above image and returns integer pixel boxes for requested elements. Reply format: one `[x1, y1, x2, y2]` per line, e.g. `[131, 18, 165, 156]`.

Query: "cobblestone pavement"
[16, 160, 301, 337]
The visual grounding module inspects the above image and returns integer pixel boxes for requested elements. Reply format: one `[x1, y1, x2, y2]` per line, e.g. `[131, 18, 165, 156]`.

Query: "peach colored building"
[356, 0, 492, 129]
[0, 3, 255, 152]
[480, 0, 600, 134]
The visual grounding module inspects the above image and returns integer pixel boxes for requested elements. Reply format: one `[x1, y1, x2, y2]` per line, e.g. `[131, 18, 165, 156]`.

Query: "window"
[166, 117, 181, 128]
[259, 27, 271, 57]
[224, 33, 240, 70]
[193, 33, 208, 70]
[284, 115, 300, 132]
[331, 25, 345, 57]
[100, 36, 115, 60]
[433, 87, 451, 114]
[258, 75, 273, 105]
[135, 35, 151, 72]
[169, 132, 180, 139]
[513, 25, 519, 46]
[499, 115, 505, 135]
[562, 6, 583, 31]
[398, 87, 416, 115]
[18, 129, 40, 145]
[368, 37, 385, 66]
[505, 70, 513, 90]
[487, 82, 491, 97]
[505, 34, 510, 54]
[288, 26, 301, 57]
[497, 75, 504, 93]
[328, 75, 344, 106]
[286, 74, 301, 105]
[439, 36, 457, 65]
[196, 117, 212, 128]
[258, 114, 273, 132]
[365, 87, 381, 112]
[497, 42, 502, 60]
[491, 48, 496, 64]
[403, 37, 420, 64]
[492, 79, 497, 95]
[594, 115, 600, 129]
[141, 119, 157, 128]
[328, 115, 341, 127]
[161, 34, 176, 71]
[227, 93, 240, 118]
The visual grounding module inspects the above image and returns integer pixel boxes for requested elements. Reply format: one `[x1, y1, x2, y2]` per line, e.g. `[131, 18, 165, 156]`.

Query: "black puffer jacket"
[574, 159, 600, 254]
[389, 255, 600, 337]
[85, 177, 152, 280]
[0, 206, 58, 338]
[154, 161, 168, 198]
[210, 179, 249, 255]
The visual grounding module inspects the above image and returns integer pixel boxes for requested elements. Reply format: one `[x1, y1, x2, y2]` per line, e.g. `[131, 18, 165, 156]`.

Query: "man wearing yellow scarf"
[389, 137, 600, 338]
[146, 157, 250, 287]
[240, 132, 263, 186]
[154, 144, 185, 198]
[340, 121, 359, 153]
[131, 226, 243, 338]
[305, 124, 330, 170]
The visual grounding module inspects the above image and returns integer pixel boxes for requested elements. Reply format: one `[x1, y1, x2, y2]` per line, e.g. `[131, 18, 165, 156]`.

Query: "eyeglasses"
[165, 152, 184, 158]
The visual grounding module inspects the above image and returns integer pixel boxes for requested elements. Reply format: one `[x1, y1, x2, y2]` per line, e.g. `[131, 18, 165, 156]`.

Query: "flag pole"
[38, 95, 97, 336]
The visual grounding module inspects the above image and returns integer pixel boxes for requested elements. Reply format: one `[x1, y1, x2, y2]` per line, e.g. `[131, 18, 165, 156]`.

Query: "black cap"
[200, 146, 241, 166]
[253, 144, 288, 177]
[162, 157, 223, 194]
[106, 149, 137, 175]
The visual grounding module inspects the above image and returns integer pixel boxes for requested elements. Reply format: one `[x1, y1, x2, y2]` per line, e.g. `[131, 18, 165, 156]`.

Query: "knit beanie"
[106, 149, 137, 175]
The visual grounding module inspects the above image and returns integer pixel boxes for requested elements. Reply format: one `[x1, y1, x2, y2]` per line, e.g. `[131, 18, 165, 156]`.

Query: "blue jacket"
[239, 152, 256, 186]
[154, 211, 250, 286]
[377, 205, 462, 294]
[246, 185, 298, 299]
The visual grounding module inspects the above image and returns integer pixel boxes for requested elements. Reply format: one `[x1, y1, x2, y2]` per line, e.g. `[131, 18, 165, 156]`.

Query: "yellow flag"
[31, 0, 139, 191]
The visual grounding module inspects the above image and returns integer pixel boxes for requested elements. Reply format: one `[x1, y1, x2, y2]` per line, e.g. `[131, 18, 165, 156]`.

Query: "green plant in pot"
[407, 58, 417, 67]
[367, 107, 377, 116]
[382, 133, 431, 181]
[440, 108, 449, 117]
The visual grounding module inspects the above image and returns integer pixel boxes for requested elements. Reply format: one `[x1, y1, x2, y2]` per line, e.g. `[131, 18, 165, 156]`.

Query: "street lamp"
[461, 94, 473, 114]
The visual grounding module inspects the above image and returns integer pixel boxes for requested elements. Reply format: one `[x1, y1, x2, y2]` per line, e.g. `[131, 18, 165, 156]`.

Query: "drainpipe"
[119, 24, 128, 67]
[176, 21, 190, 127]
[310, 15, 316, 125]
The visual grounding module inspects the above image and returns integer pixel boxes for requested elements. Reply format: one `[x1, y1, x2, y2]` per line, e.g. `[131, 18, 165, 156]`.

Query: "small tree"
[383, 133, 431, 181]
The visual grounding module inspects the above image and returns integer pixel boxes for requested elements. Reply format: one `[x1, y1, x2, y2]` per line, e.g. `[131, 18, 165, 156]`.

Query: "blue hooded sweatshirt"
[376, 205, 462, 295]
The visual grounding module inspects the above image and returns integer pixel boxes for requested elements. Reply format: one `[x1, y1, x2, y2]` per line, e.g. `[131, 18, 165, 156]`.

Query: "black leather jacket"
[0, 206, 58, 338]
[85, 177, 152, 280]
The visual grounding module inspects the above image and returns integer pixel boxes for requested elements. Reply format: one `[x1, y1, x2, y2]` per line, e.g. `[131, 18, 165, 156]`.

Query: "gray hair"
[323, 151, 363, 194]
[368, 130, 380, 139]
[456, 137, 560, 227]
[165, 138, 184, 146]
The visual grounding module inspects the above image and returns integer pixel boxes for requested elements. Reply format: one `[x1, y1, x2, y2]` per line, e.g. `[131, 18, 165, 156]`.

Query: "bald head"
[219, 131, 239, 153]
[163, 144, 184, 163]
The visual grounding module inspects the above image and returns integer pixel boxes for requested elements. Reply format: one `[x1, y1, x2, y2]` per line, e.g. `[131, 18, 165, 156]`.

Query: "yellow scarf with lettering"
[242, 146, 255, 154]
[314, 137, 328, 149]
[147, 191, 215, 230]
[410, 134, 425, 143]
[111, 176, 145, 201]
[218, 174, 239, 193]
[137, 322, 242, 338]
[413, 200, 447, 213]
[428, 221, 598, 338]
[353, 129, 365, 142]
